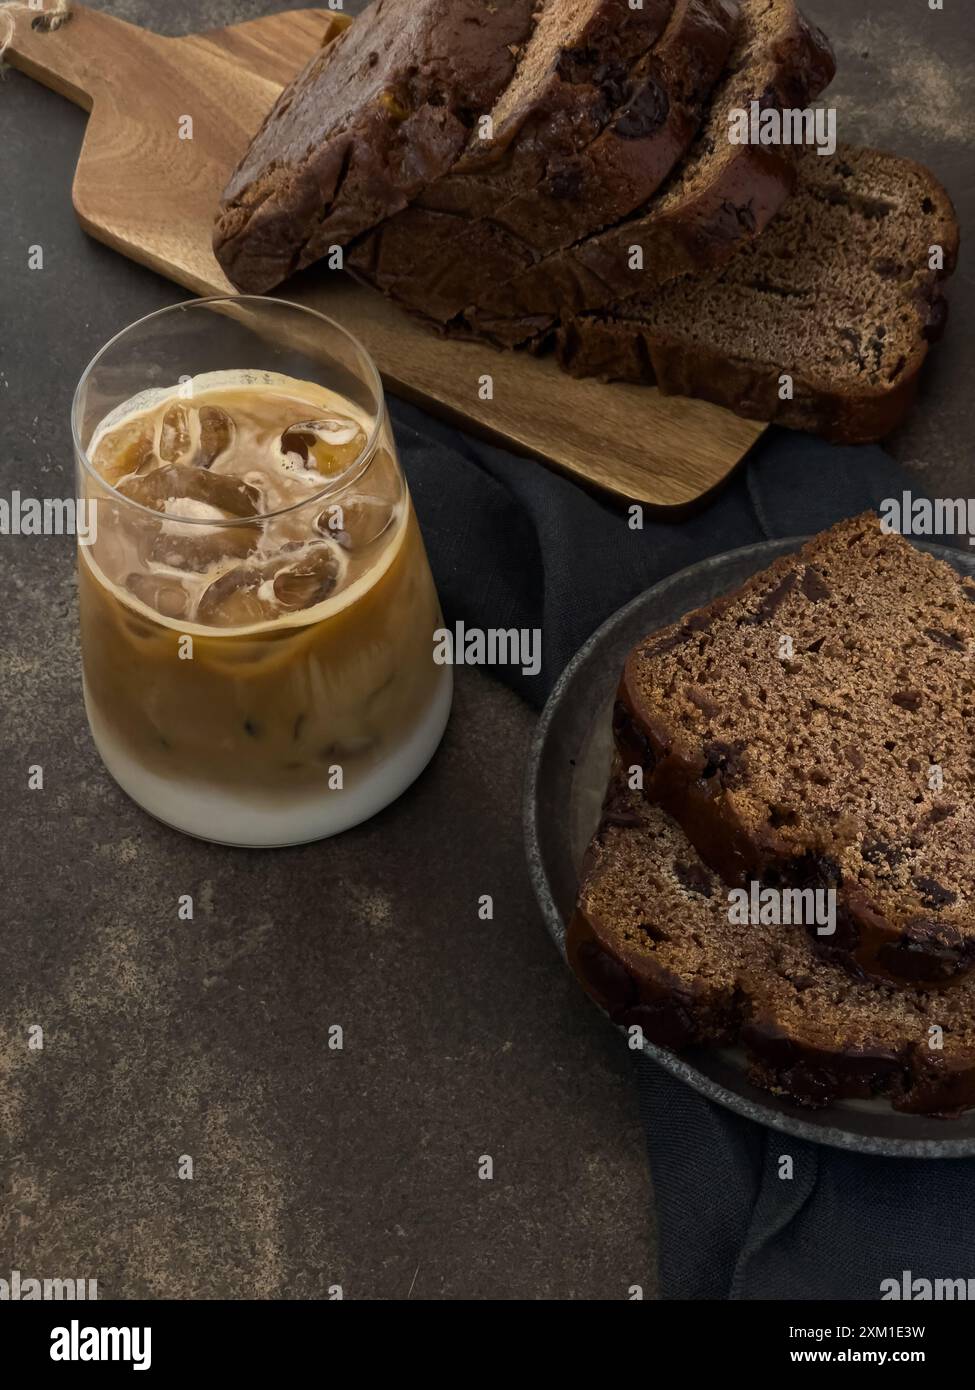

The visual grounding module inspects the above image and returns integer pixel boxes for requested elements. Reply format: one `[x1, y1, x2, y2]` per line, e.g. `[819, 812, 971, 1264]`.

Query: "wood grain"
[5, 2, 766, 509]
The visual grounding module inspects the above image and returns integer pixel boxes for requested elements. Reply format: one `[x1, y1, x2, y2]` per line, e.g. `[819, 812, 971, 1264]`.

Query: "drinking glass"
[73, 297, 452, 846]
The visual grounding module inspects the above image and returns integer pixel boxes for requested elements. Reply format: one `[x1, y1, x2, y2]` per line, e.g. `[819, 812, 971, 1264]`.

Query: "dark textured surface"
[0, 0, 970, 1300]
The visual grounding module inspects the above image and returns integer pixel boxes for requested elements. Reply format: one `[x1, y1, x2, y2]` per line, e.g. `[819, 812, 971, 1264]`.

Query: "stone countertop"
[0, 0, 969, 1300]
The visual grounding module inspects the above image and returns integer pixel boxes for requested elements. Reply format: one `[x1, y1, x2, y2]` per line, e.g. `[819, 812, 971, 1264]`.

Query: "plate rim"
[524, 534, 975, 1159]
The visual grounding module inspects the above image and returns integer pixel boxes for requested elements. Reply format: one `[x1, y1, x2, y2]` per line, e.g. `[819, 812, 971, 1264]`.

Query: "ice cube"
[271, 545, 341, 611]
[118, 464, 262, 519]
[159, 403, 236, 469]
[93, 416, 157, 486]
[316, 494, 393, 549]
[196, 543, 343, 627]
[198, 405, 235, 468]
[87, 499, 161, 586]
[148, 524, 258, 573]
[125, 572, 190, 620]
[159, 404, 191, 463]
[197, 565, 274, 628]
[280, 411, 368, 479]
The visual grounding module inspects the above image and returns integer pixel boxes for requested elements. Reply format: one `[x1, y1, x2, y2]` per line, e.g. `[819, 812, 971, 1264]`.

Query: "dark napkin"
[391, 397, 974, 1301]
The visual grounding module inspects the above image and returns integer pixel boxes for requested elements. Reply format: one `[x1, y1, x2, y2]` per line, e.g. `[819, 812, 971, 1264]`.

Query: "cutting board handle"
[4, 3, 352, 109]
[3, 2, 155, 110]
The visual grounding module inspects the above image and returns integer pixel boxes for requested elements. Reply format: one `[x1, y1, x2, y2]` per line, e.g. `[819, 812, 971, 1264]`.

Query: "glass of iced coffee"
[73, 297, 452, 846]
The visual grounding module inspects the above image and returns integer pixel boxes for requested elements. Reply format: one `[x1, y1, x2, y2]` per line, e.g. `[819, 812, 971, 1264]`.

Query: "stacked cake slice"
[346, 0, 744, 326]
[459, 0, 837, 346]
[571, 776, 975, 1115]
[556, 146, 959, 442]
[212, 0, 959, 443]
[572, 514, 975, 1115]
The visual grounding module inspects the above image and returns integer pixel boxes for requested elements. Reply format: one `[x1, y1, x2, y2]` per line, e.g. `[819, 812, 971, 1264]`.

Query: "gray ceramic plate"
[525, 537, 975, 1158]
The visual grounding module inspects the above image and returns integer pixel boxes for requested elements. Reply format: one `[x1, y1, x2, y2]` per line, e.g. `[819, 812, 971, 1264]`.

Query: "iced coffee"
[74, 301, 451, 846]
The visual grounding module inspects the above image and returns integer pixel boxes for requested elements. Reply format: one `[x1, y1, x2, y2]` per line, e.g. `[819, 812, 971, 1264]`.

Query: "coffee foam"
[88, 368, 374, 460]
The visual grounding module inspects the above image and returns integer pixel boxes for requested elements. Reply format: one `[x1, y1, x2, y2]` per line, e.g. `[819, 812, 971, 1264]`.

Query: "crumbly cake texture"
[213, 0, 540, 292]
[571, 775, 975, 1116]
[556, 146, 959, 442]
[612, 513, 975, 988]
[347, 0, 740, 324]
[462, 0, 835, 347]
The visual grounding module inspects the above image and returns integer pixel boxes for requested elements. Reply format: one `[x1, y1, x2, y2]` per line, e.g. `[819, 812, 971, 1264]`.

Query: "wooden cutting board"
[5, 1, 767, 509]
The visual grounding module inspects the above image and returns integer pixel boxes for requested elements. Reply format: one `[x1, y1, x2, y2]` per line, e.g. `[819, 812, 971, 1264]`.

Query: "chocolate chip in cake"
[555, 44, 599, 84]
[745, 570, 799, 624]
[800, 566, 832, 602]
[613, 700, 657, 771]
[788, 852, 843, 891]
[613, 78, 669, 138]
[839, 327, 867, 372]
[594, 60, 631, 112]
[880, 918, 971, 981]
[925, 627, 965, 652]
[602, 809, 647, 830]
[674, 861, 714, 898]
[685, 684, 721, 719]
[700, 740, 747, 787]
[734, 202, 759, 235]
[913, 876, 958, 910]
[643, 631, 689, 658]
[873, 257, 903, 280]
[638, 919, 671, 942]
[923, 296, 950, 343]
[862, 839, 906, 870]
[547, 163, 584, 200]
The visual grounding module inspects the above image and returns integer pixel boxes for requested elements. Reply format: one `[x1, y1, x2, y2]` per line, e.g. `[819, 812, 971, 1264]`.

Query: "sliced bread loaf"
[347, 0, 739, 324]
[213, 0, 540, 292]
[557, 146, 959, 442]
[572, 774, 975, 1116]
[463, 0, 835, 347]
[613, 513, 975, 988]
